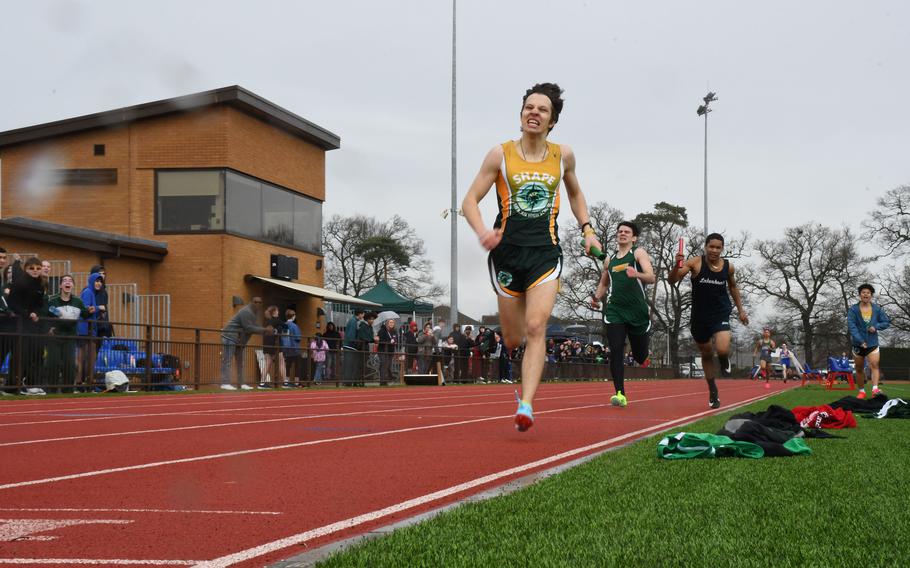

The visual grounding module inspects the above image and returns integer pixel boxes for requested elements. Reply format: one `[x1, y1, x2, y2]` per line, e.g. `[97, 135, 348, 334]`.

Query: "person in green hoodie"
[45, 275, 91, 392]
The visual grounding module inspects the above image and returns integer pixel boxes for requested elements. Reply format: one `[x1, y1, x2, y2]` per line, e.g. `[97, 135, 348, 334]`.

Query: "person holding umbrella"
[377, 314, 398, 386]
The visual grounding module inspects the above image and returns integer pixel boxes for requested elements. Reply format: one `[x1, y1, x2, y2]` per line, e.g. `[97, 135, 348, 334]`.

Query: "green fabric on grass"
[657, 431, 764, 459]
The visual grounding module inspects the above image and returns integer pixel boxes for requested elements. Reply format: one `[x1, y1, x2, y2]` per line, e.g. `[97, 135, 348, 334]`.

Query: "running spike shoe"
[610, 391, 627, 407]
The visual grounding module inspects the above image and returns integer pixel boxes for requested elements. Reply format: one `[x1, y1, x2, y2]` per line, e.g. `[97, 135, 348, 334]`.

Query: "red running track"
[0, 379, 790, 566]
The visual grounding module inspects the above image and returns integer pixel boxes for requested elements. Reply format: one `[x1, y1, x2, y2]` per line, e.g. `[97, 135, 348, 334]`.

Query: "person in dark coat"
[7, 257, 47, 394]
[448, 324, 469, 383]
[220, 297, 272, 390]
[377, 317, 398, 385]
[322, 321, 342, 380]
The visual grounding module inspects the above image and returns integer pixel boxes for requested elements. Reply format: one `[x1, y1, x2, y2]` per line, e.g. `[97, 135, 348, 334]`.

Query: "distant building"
[0, 86, 374, 339]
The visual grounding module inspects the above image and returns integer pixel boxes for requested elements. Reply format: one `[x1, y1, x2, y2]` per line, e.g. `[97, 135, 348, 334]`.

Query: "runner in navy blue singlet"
[669, 233, 749, 409]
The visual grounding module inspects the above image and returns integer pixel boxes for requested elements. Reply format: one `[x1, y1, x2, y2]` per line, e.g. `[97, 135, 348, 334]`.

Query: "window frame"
[154, 168, 323, 255]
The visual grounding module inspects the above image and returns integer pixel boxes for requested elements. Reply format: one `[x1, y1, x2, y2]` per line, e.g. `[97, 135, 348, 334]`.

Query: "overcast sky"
[2, 0, 907, 319]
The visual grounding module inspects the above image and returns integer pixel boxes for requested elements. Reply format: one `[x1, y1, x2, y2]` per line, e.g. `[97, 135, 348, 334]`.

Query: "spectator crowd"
[0, 247, 114, 395]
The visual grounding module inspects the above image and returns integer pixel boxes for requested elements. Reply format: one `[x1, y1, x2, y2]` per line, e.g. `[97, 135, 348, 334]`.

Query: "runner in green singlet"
[591, 221, 655, 407]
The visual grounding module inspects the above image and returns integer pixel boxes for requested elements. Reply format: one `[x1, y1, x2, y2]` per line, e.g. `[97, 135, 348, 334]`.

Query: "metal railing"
[0, 316, 678, 394]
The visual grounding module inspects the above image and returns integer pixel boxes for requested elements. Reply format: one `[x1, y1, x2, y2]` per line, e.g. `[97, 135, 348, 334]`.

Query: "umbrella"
[373, 310, 400, 332]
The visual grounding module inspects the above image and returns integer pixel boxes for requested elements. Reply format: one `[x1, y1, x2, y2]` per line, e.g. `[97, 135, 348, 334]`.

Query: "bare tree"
[634, 202, 689, 368]
[322, 214, 444, 301]
[555, 201, 625, 321]
[862, 184, 910, 258]
[742, 223, 857, 366]
[878, 265, 910, 343]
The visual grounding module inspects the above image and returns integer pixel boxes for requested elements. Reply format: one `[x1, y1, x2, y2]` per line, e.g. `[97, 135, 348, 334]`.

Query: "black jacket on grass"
[717, 405, 809, 457]
[829, 394, 889, 413]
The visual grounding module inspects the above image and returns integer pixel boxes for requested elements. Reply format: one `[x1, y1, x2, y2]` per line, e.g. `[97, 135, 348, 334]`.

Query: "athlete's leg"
[628, 329, 650, 365]
[697, 339, 720, 407]
[697, 340, 715, 381]
[605, 323, 628, 394]
[853, 353, 866, 391]
[497, 295, 526, 351]
[867, 349, 881, 391]
[517, 280, 559, 405]
[713, 331, 732, 371]
[713, 331, 732, 377]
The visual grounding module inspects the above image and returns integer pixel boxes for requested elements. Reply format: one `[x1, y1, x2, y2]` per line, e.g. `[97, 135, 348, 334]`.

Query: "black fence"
[0, 317, 675, 394]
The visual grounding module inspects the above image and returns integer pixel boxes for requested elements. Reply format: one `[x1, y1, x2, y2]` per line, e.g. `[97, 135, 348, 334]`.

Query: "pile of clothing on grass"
[657, 393, 907, 460]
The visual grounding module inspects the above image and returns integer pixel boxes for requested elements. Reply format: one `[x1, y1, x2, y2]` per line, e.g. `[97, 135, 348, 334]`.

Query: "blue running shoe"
[514, 390, 534, 431]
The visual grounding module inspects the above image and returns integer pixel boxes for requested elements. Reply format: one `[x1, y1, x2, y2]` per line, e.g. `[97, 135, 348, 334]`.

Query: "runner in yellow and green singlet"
[462, 83, 602, 432]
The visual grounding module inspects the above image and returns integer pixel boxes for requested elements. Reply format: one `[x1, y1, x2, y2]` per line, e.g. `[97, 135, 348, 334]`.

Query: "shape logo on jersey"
[497, 270, 513, 287]
[512, 181, 554, 219]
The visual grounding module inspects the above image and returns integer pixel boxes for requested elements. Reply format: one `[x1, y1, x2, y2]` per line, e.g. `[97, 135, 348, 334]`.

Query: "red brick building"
[0, 86, 372, 340]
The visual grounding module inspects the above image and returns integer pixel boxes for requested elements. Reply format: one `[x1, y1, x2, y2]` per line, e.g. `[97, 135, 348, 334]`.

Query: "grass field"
[319, 384, 910, 568]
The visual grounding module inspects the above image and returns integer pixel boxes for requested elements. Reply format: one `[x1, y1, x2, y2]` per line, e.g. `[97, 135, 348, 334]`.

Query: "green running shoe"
[610, 390, 627, 407]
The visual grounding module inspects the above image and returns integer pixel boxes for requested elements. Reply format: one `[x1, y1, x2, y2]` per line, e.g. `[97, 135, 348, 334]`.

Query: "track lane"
[0, 380, 792, 565]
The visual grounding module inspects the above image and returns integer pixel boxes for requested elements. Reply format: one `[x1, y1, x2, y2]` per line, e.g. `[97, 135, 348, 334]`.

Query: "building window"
[157, 168, 321, 253]
[94, 144, 106, 156]
[262, 184, 294, 246]
[156, 170, 224, 232]
[53, 168, 117, 185]
[225, 171, 262, 238]
[294, 195, 321, 252]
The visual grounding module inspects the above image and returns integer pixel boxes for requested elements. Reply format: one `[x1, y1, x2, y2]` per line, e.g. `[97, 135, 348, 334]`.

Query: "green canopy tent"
[358, 281, 433, 314]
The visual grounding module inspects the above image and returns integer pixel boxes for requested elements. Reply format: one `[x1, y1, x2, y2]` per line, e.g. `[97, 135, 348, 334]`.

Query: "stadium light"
[697, 91, 717, 236]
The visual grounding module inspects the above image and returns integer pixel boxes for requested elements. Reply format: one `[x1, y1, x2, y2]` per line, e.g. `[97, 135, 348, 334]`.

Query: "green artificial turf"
[319, 384, 910, 568]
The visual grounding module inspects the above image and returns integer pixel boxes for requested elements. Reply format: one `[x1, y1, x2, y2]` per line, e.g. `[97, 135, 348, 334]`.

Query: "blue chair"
[825, 356, 855, 390]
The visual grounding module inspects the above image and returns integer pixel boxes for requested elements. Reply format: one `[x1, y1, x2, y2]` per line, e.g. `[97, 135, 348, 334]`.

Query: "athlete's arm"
[591, 265, 611, 309]
[561, 145, 603, 255]
[668, 256, 698, 285]
[629, 247, 656, 284]
[461, 145, 505, 251]
[727, 262, 749, 325]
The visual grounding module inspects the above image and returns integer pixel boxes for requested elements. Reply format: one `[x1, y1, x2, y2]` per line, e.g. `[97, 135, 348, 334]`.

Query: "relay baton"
[582, 239, 607, 261]
[677, 238, 684, 268]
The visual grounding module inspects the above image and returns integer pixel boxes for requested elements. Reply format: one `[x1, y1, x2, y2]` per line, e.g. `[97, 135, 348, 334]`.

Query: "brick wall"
[0, 102, 330, 338]
[1, 127, 131, 233]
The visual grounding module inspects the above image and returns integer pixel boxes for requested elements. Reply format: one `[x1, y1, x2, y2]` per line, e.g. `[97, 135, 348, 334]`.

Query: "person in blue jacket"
[847, 283, 890, 399]
[77, 272, 104, 385]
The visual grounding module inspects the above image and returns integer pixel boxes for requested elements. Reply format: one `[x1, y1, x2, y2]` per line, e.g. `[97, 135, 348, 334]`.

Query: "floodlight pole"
[449, 0, 458, 330]
[697, 91, 717, 237]
[702, 109, 708, 236]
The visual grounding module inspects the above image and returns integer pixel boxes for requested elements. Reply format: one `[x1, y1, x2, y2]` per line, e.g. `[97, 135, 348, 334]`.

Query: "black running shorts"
[488, 243, 562, 297]
[690, 319, 731, 344]
[852, 345, 879, 358]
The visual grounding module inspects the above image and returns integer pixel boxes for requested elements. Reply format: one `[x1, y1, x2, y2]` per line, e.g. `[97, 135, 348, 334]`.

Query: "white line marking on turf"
[0, 508, 281, 515]
[0, 560, 198, 565]
[0, 518, 132, 542]
[194, 390, 779, 567]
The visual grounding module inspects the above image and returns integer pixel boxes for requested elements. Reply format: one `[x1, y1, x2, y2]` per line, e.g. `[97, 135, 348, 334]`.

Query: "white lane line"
[0, 382, 655, 418]
[195, 390, 779, 567]
[0, 389, 476, 416]
[0, 385, 704, 448]
[0, 388, 607, 428]
[0, 386, 759, 491]
[0, 559, 199, 565]
[0, 400, 614, 491]
[0, 508, 281, 515]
